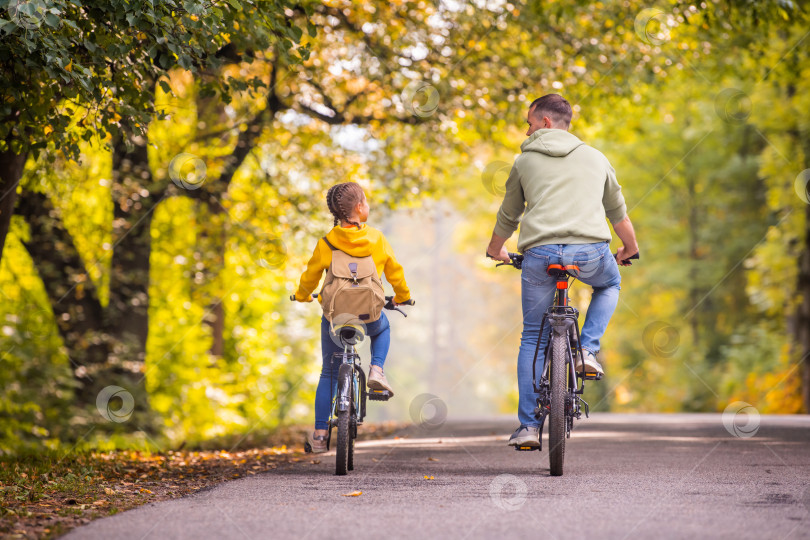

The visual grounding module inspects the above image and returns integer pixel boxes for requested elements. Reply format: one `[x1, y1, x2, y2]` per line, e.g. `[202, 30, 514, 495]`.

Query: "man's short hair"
[529, 94, 572, 128]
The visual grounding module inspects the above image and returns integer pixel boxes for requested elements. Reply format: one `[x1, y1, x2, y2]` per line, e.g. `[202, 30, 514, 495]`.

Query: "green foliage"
[0, 0, 309, 157]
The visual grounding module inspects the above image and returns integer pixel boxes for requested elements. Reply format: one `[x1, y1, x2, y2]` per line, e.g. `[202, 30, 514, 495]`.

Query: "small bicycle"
[492, 250, 637, 476]
[292, 293, 414, 475]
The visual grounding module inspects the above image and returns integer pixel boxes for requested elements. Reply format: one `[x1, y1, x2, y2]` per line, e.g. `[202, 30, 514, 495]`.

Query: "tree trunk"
[17, 190, 108, 404]
[686, 174, 701, 345]
[195, 200, 227, 358]
[192, 77, 284, 358]
[107, 124, 159, 375]
[0, 148, 27, 263]
[800, 157, 810, 413]
[19, 121, 161, 428]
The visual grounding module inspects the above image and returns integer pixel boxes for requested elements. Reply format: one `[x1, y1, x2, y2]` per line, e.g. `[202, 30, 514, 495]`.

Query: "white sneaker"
[367, 366, 394, 397]
[306, 431, 328, 454]
[507, 425, 541, 447]
[576, 350, 604, 376]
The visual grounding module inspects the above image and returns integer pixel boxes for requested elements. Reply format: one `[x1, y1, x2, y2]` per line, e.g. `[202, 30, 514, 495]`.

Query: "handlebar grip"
[384, 296, 415, 304]
[615, 252, 640, 265]
[290, 293, 320, 301]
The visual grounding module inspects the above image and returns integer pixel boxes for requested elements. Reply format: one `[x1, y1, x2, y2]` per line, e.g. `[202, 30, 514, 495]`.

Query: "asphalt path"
[62, 414, 810, 539]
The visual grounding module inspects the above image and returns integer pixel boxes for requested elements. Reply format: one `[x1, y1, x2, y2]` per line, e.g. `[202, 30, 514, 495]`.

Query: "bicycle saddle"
[546, 264, 580, 278]
[334, 324, 366, 347]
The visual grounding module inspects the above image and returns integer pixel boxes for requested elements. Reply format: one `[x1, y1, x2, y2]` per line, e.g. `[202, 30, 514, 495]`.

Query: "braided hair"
[326, 182, 364, 230]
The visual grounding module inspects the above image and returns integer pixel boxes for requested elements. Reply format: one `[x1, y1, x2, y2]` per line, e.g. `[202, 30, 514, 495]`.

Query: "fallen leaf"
[427, 457, 439, 461]
[139, 488, 152, 494]
[342, 491, 362, 497]
[310, 460, 321, 464]
[423, 475, 435, 480]
[104, 488, 115, 495]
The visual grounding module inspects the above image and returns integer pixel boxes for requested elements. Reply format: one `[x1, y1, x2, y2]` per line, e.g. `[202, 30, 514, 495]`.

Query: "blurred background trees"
[1, 0, 808, 455]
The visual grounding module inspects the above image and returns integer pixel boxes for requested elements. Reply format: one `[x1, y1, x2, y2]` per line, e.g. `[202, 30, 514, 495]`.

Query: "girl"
[293, 181, 411, 453]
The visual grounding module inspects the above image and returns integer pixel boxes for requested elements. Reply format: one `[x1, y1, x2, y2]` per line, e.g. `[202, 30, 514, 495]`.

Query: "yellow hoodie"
[295, 224, 411, 304]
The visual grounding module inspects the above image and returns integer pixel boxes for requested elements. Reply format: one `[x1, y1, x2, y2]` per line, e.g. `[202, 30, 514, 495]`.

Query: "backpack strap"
[322, 236, 338, 251]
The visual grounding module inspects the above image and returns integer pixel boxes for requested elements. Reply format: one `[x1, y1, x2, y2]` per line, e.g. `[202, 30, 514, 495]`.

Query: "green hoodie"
[494, 129, 627, 252]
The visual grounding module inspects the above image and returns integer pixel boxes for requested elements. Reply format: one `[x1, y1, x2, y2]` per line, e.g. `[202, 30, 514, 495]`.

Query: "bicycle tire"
[335, 366, 353, 476]
[548, 334, 567, 476]
[348, 417, 356, 471]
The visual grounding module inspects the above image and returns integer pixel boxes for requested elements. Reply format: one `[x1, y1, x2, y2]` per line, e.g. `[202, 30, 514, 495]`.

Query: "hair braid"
[326, 185, 340, 226]
[325, 182, 364, 230]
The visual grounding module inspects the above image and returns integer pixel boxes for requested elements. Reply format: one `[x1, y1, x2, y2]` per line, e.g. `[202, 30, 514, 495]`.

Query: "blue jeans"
[314, 312, 391, 429]
[517, 242, 621, 427]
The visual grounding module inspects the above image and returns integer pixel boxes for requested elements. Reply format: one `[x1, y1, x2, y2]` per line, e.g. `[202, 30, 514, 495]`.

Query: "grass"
[0, 421, 404, 539]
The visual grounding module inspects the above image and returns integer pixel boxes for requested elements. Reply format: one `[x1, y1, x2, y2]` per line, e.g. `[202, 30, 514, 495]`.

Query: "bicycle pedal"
[367, 389, 391, 401]
[514, 445, 541, 452]
[580, 372, 603, 381]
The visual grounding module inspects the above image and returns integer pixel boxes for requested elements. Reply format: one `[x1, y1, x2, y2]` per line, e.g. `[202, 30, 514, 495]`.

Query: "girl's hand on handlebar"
[384, 297, 414, 317]
[288, 293, 315, 302]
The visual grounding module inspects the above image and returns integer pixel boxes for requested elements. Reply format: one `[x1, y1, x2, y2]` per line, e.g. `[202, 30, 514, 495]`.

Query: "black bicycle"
[490, 250, 637, 476]
[291, 293, 414, 475]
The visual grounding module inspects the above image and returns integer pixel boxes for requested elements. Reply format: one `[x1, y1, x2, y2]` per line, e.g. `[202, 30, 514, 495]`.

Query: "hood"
[324, 224, 375, 257]
[520, 129, 585, 157]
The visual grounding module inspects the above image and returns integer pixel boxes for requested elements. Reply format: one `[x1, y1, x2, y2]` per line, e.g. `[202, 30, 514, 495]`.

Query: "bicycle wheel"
[548, 334, 567, 476]
[335, 365, 353, 476]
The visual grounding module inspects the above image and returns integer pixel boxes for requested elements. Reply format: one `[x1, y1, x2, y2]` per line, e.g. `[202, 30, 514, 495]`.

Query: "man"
[485, 94, 639, 448]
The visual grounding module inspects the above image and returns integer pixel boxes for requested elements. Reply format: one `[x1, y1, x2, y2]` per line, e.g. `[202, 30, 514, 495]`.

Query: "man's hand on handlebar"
[614, 248, 640, 266]
[487, 251, 523, 269]
[486, 245, 512, 263]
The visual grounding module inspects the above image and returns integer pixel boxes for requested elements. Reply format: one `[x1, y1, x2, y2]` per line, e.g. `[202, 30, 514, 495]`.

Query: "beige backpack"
[320, 237, 386, 327]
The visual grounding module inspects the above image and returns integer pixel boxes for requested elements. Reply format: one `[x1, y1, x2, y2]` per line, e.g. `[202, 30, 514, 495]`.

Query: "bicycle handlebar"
[288, 293, 415, 317]
[487, 251, 640, 269]
[486, 251, 523, 269]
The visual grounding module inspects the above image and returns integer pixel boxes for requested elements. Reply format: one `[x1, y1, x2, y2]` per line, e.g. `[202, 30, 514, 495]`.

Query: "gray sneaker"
[576, 350, 604, 376]
[507, 425, 541, 448]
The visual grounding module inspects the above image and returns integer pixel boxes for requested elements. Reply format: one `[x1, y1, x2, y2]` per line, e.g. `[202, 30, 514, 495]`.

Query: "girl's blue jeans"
[314, 312, 391, 430]
[517, 242, 621, 428]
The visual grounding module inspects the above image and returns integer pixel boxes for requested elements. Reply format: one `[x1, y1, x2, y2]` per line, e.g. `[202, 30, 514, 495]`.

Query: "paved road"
[63, 414, 810, 539]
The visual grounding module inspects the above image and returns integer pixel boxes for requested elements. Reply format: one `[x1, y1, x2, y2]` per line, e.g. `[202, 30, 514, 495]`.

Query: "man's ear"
[542, 116, 553, 129]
